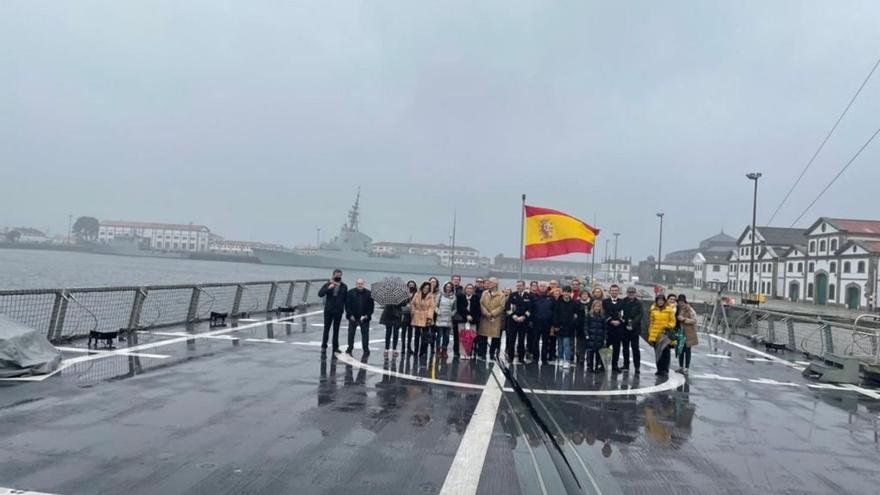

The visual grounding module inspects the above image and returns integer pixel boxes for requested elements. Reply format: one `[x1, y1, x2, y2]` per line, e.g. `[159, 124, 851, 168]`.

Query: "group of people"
[316, 269, 700, 376]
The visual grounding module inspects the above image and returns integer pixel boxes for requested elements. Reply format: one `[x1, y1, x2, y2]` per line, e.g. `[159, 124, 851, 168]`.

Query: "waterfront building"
[98, 220, 211, 252]
[727, 226, 805, 297]
[3, 227, 50, 243]
[637, 257, 694, 286]
[371, 242, 484, 268]
[693, 251, 730, 291]
[779, 218, 880, 310]
[641, 231, 735, 287]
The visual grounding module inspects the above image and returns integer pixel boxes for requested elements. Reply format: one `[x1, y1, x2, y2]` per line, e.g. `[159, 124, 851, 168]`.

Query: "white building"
[5, 227, 50, 243]
[98, 220, 211, 252]
[778, 218, 880, 310]
[727, 226, 805, 297]
[597, 258, 633, 283]
[693, 251, 730, 291]
[371, 242, 483, 268]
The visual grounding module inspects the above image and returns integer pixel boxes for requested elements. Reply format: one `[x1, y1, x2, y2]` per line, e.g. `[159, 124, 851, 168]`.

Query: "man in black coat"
[530, 282, 555, 364]
[505, 280, 532, 364]
[603, 284, 626, 372]
[620, 286, 644, 374]
[317, 269, 347, 354]
[345, 278, 375, 356]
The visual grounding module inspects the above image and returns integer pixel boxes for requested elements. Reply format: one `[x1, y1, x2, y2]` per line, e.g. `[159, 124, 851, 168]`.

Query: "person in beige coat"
[477, 278, 508, 360]
[410, 281, 436, 357]
[676, 294, 698, 373]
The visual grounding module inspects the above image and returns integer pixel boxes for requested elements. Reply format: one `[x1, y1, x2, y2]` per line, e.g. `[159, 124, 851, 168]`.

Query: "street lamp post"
[613, 232, 620, 282]
[656, 213, 664, 284]
[746, 172, 762, 296]
[67, 214, 73, 244]
[604, 239, 611, 281]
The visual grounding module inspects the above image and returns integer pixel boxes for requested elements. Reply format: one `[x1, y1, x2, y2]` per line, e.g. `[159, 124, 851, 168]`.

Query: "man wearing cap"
[621, 286, 644, 374]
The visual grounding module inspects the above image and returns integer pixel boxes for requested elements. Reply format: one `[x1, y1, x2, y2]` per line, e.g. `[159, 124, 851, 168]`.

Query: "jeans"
[322, 312, 343, 350]
[346, 318, 370, 353]
[384, 324, 399, 350]
[435, 326, 451, 350]
[678, 345, 692, 368]
[557, 336, 572, 363]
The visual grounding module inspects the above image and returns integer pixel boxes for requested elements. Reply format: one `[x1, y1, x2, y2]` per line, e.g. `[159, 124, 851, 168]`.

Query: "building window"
[830, 239, 838, 252]
[712, 265, 720, 272]
[788, 262, 794, 273]
[821, 223, 826, 233]
[808, 262, 814, 273]
[797, 262, 803, 272]
[829, 284, 836, 300]
[844, 262, 851, 273]
[858, 261, 866, 273]
[809, 241, 816, 253]
[819, 240, 826, 252]
[830, 262, 836, 273]
[808, 283, 814, 298]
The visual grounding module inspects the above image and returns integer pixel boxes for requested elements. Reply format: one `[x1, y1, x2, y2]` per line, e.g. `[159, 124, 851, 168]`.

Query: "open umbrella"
[371, 277, 411, 306]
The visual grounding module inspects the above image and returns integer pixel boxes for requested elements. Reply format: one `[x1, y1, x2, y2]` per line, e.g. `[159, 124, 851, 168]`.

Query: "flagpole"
[450, 209, 457, 280]
[590, 213, 597, 287]
[519, 194, 526, 280]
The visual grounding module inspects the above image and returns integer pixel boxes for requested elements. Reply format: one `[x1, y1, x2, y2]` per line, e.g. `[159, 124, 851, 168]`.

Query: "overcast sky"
[2, 1, 879, 261]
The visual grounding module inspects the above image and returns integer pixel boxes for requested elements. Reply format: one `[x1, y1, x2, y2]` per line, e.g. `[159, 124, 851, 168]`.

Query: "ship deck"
[2, 309, 880, 495]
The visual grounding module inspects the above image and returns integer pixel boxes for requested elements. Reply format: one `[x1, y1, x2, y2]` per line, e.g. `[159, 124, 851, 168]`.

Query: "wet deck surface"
[1, 309, 879, 494]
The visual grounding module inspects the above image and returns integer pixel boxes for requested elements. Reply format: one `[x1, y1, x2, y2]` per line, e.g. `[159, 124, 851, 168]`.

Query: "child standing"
[584, 300, 607, 372]
[552, 286, 582, 370]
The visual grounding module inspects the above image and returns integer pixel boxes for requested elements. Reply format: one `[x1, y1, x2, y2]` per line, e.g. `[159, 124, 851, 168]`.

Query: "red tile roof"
[828, 218, 880, 235]
[859, 241, 880, 253]
[100, 220, 210, 232]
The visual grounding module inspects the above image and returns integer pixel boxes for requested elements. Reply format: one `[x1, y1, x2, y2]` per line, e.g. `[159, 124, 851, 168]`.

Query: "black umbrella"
[371, 277, 411, 306]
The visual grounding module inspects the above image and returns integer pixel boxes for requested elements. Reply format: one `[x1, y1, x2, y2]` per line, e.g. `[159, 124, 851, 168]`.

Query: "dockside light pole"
[747, 172, 762, 295]
[656, 213, 664, 284]
[450, 209, 457, 280]
[519, 194, 526, 280]
[613, 232, 620, 282]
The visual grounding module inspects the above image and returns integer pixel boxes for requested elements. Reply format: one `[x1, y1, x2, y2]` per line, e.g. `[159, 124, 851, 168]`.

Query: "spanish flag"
[524, 205, 599, 259]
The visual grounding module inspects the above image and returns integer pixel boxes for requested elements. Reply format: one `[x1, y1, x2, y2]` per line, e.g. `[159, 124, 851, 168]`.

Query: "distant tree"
[73, 216, 100, 241]
[5, 230, 21, 242]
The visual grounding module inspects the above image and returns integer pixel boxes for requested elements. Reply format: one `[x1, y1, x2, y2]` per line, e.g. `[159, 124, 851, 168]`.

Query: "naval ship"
[253, 191, 486, 277]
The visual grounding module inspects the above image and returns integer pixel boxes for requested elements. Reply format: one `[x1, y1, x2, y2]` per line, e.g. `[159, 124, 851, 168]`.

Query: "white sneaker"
[562, 361, 570, 370]
[384, 349, 390, 356]
[548, 360, 557, 365]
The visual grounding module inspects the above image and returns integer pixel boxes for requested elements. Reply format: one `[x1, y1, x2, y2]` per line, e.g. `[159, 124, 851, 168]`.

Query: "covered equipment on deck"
[0, 314, 62, 378]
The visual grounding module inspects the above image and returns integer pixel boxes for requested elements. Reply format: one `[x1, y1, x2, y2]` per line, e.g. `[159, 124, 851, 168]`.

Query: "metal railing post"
[266, 283, 278, 312]
[49, 290, 70, 342]
[47, 289, 65, 340]
[822, 322, 834, 355]
[186, 286, 201, 322]
[231, 284, 244, 315]
[285, 282, 296, 307]
[301, 281, 312, 304]
[787, 319, 796, 349]
[768, 318, 776, 343]
[128, 288, 147, 330]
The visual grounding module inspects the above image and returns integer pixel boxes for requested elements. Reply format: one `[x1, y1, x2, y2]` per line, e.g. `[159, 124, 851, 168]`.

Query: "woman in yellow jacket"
[647, 293, 677, 376]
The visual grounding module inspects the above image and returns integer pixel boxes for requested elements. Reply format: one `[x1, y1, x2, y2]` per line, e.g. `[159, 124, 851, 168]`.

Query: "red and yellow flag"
[524, 205, 599, 259]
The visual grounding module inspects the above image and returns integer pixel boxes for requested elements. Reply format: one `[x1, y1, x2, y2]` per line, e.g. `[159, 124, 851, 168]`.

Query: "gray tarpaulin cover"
[0, 314, 62, 378]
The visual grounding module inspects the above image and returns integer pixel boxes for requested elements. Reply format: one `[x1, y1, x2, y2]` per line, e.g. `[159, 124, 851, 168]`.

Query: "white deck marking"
[839, 384, 880, 400]
[335, 352, 485, 390]
[438, 365, 505, 495]
[244, 338, 286, 344]
[0, 310, 323, 382]
[505, 371, 685, 396]
[0, 487, 61, 495]
[701, 333, 805, 371]
[54, 347, 170, 360]
[807, 383, 852, 391]
[749, 378, 800, 387]
[693, 373, 741, 382]
[744, 357, 775, 363]
[137, 331, 239, 342]
[705, 354, 731, 359]
[238, 318, 261, 322]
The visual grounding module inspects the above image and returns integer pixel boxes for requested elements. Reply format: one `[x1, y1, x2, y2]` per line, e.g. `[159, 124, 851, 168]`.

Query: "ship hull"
[253, 249, 486, 277]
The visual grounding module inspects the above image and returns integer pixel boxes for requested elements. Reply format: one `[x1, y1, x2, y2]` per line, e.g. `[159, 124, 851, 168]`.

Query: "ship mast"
[346, 187, 361, 232]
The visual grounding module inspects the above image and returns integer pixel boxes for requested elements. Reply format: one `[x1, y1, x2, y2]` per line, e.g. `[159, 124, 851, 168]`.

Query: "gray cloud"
[2, 1, 879, 261]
